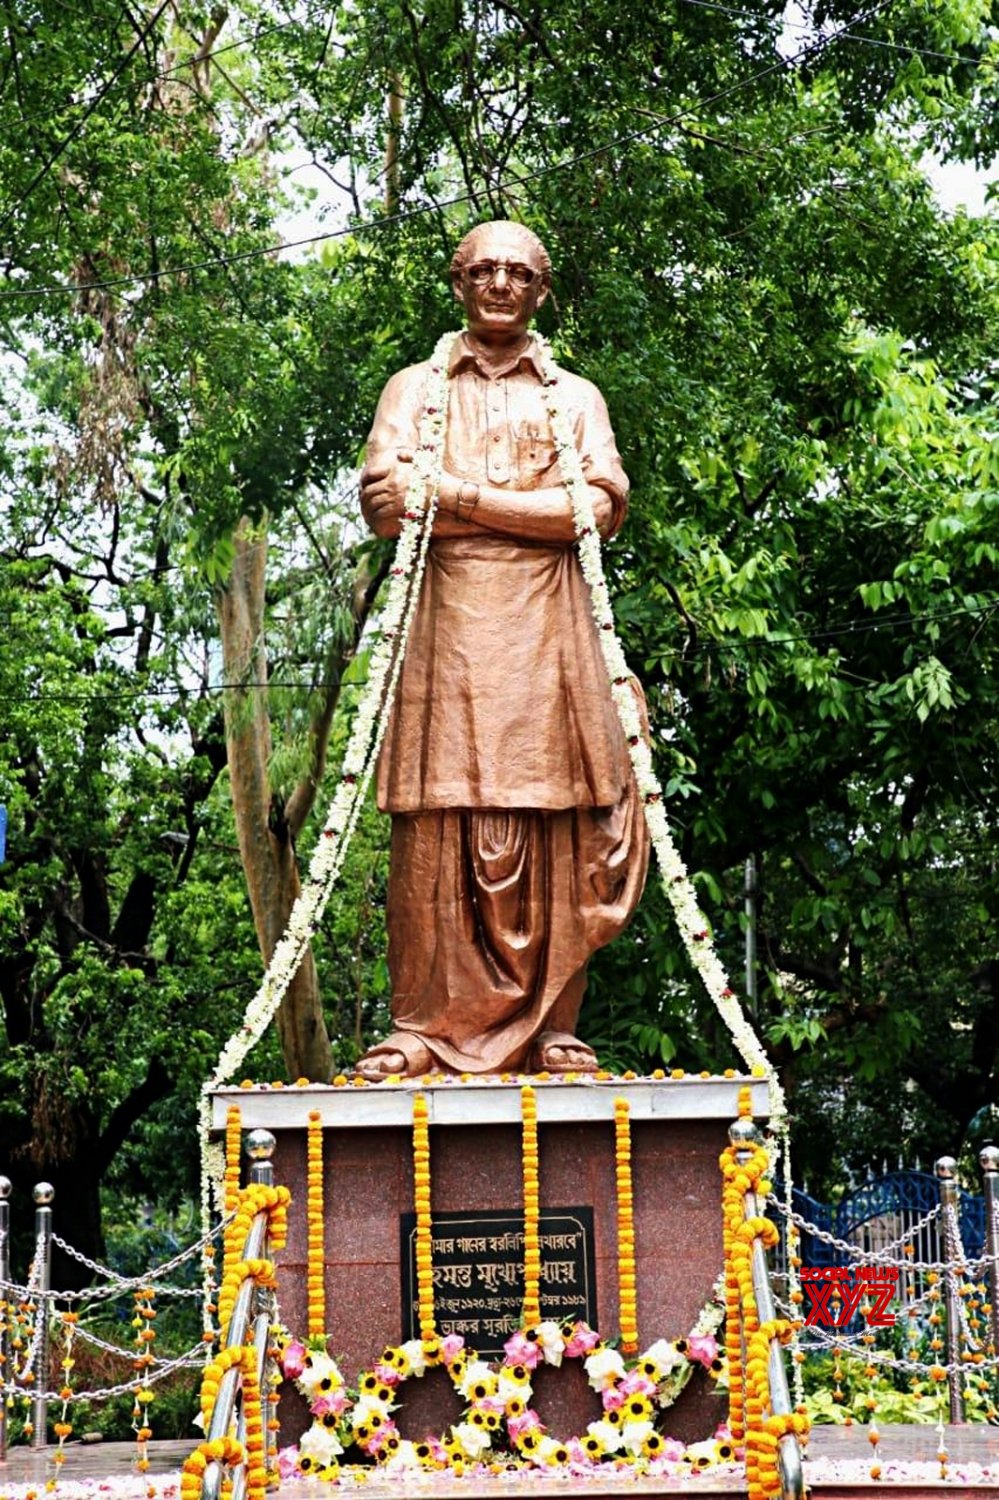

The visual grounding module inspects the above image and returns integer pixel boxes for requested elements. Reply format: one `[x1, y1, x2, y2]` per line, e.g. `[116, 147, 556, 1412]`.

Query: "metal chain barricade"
[12, 1340, 210, 1404]
[771, 1196, 994, 1273]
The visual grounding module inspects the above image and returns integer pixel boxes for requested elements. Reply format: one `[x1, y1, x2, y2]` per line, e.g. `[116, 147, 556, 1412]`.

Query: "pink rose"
[277, 1447, 300, 1479]
[311, 1391, 348, 1419]
[507, 1408, 543, 1443]
[440, 1334, 465, 1365]
[660, 1437, 685, 1462]
[601, 1387, 625, 1411]
[687, 1333, 719, 1368]
[361, 1418, 399, 1457]
[373, 1363, 402, 1386]
[564, 1321, 601, 1358]
[619, 1370, 656, 1397]
[504, 1331, 542, 1369]
[280, 1340, 307, 1381]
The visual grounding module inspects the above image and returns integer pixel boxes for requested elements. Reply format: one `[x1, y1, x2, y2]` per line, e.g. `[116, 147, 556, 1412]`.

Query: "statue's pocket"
[516, 426, 559, 484]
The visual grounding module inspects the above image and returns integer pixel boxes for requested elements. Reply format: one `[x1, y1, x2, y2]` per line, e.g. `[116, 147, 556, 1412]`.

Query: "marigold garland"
[217, 1258, 277, 1343]
[306, 1110, 326, 1338]
[53, 1310, 78, 1481]
[720, 1125, 807, 1500]
[224, 1106, 242, 1216]
[614, 1097, 638, 1354]
[180, 1435, 247, 1500]
[520, 1085, 541, 1328]
[194, 1344, 267, 1500]
[412, 1093, 435, 1340]
[213, 1183, 289, 1344]
[132, 1286, 157, 1487]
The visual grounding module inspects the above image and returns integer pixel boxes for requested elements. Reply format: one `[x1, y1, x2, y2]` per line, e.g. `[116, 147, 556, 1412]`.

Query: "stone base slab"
[212, 1077, 768, 1446]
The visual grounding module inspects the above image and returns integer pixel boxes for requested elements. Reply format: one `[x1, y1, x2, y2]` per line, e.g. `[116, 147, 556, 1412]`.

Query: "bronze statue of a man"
[357, 221, 648, 1079]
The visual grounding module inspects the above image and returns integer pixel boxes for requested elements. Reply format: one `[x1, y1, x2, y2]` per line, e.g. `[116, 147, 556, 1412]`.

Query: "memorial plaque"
[400, 1207, 596, 1357]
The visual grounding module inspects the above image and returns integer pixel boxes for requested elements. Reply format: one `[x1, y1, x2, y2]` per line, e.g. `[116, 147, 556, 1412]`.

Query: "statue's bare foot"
[529, 1031, 599, 1075]
[355, 1032, 434, 1081]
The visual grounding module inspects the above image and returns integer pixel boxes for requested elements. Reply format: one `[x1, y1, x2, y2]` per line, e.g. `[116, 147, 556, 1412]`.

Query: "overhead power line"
[3, 8, 336, 136]
[0, 0, 174, 241]
[0, 0, 895, 302]
[3, 599, 995, 707]
[679, 0, 994, 69]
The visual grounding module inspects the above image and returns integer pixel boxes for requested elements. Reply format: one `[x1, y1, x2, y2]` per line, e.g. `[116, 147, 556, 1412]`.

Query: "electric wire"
[0, 0, 174, 241]
[679, 0, 996, 70]
[0, 0, 897, 302]
[2, 599, 994, 706]
[2, 8, 338, 136]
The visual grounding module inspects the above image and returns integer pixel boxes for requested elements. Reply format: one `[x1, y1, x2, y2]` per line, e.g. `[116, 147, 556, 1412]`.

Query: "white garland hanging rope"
[200, 324, 787, 1215]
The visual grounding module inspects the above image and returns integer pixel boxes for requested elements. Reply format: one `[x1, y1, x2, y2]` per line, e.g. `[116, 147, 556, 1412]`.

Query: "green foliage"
[0, 0, 998, 1250]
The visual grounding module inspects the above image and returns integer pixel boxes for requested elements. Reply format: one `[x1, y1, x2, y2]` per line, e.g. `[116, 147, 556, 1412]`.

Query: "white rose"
[535, 1321, 565, 1367]
[452, 1421, 492, 1460]
[584, 1346, 626, 1390]
[621, 1420, 654, 1455]
[298, 1352, 343, 1398]
[586, 1419, 624, 1454]
[643, 1339, 685, 1374]
[299, 1422, 343, 1466]
[401, 1339, 427, 1376]
[383, 1440, 421, 1471]
[457, 1359, 495, 1398]
[353, 1393, 392, 1424]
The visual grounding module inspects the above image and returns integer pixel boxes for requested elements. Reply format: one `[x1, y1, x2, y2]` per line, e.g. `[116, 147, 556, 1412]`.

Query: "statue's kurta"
[361, 332, 649, 1075]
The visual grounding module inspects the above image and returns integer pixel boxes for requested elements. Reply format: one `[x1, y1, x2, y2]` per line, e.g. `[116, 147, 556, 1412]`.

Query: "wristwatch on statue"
[456, 480, 480, 522]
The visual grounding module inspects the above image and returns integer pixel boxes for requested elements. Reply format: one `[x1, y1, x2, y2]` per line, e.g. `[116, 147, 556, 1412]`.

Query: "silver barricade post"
[979, 1145, 999, 1360]
[0, 1175, 10, 1460]
[247, 1131, 276, 1495]
[730, 1118, 804, 1500]
[934, 1156, 965, 1424]
[32, 1182, 55, 1449]
[202, 1129, 278, 1500]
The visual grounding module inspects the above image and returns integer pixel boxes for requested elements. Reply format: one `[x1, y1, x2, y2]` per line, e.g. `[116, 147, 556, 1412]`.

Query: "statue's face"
[452, 225, 549, 342]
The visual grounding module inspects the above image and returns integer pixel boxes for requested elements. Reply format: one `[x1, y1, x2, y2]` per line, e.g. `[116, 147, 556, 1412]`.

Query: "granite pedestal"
[210, 1076, 768, 1446]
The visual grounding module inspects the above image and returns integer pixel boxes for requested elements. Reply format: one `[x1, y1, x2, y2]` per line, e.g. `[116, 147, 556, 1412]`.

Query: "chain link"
[0, 1216, 231, 1303]
[0, 1339, 209, 1404]
[771, 1197, 997, 1273]
[776, 1296, 999, 1376]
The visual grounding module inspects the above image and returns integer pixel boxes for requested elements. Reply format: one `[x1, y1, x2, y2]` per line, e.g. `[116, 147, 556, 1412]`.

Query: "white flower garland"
[198, 332, 459, 1232]
[533, 335, 787, 1141]
[200, 324, 787, 1239]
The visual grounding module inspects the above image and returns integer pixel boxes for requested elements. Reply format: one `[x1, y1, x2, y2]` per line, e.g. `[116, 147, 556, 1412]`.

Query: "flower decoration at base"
[348, 1335, 495, 1469]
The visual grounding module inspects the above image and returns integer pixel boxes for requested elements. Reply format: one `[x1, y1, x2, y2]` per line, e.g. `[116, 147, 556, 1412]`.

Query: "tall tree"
[1, 0, 997, 1249]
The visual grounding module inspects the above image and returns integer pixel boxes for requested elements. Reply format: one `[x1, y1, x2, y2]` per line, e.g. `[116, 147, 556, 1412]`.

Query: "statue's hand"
[360, 449, 414, 536]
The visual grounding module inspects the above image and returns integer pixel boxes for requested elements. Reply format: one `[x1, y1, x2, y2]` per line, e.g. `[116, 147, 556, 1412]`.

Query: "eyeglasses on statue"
[463, 260, 538, 287]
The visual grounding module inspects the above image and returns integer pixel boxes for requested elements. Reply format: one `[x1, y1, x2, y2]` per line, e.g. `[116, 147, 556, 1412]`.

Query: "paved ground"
[2, 1426, 998, 1493]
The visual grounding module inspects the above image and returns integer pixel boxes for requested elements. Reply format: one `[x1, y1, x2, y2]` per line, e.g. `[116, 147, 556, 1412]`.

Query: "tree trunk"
[217, 518, 333, 1081]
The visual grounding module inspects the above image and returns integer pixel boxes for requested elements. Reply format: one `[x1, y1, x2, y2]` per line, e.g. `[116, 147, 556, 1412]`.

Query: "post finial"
[980, 1144, 999, 1175]
[0, 1175, 11, 1199]
[729, 1117, 760, 1148]
[33, 1182, 55, 1205]
[246, 1128, 276, 1161]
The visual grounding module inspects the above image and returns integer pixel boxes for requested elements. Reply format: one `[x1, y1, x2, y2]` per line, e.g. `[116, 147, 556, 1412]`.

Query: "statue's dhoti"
[385, 775, 649, 1074]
